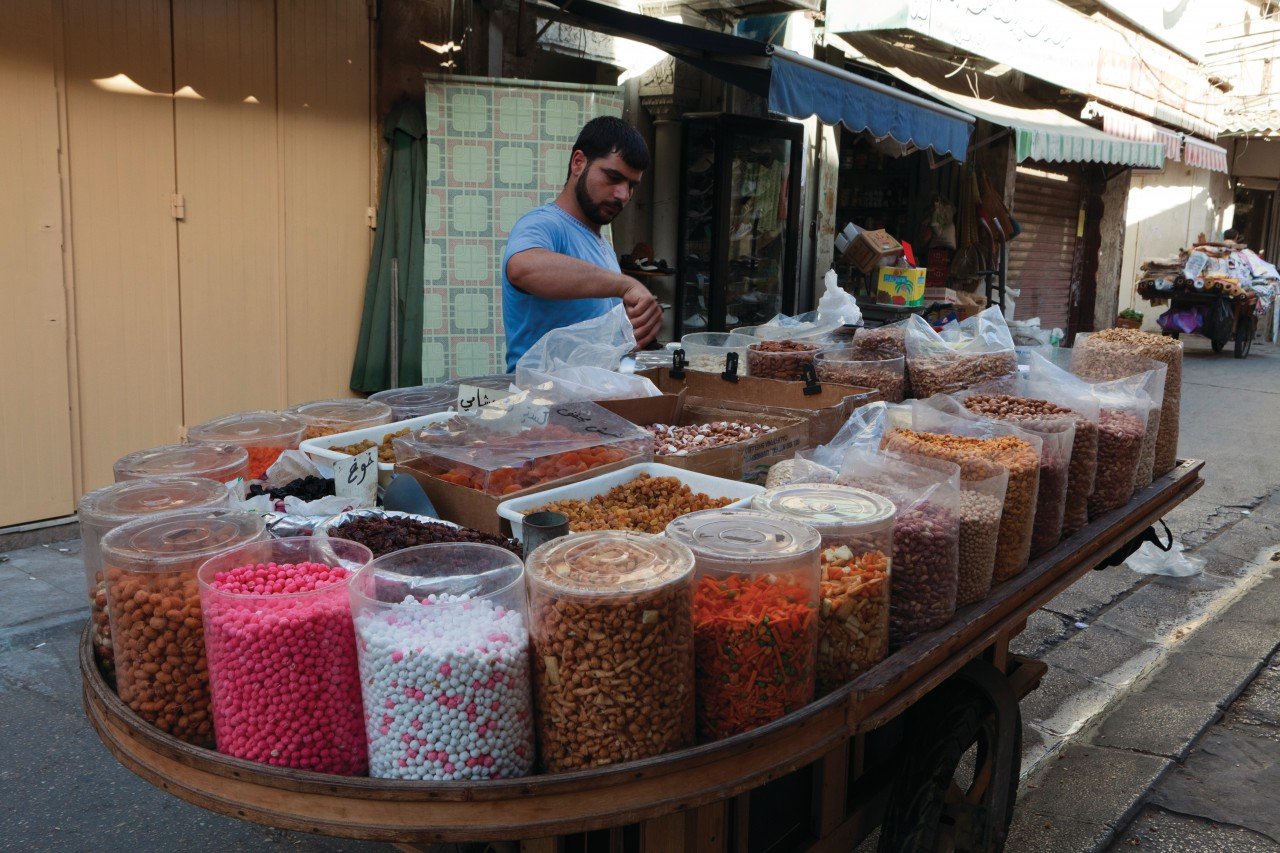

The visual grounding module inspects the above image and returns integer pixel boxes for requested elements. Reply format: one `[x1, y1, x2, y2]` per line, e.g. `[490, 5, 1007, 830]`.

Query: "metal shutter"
[1007, 167, 1083, 330]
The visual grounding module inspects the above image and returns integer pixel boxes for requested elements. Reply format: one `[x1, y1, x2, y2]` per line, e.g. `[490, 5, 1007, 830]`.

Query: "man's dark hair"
[567, 116, 649, 179]
[1224, 227, 1240, 241]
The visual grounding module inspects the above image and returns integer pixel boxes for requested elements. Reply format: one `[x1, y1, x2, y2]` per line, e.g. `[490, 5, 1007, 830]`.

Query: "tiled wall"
[422, 75, 623, 380]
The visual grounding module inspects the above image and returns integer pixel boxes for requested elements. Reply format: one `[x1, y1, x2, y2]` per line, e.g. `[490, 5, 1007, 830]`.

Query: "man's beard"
[575, 170, 622, 225]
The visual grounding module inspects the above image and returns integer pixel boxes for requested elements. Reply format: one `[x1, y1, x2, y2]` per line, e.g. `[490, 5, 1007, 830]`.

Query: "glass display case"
[676, 114, 804, 337]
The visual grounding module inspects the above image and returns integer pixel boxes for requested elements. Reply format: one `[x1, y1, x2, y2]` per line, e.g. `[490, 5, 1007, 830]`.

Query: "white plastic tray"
[496, 462, 763, 541]
[299, 412, 454, 487]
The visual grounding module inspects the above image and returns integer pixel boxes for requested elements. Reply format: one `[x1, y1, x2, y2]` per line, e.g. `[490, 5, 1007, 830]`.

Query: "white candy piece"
[354, 592, 535, 780]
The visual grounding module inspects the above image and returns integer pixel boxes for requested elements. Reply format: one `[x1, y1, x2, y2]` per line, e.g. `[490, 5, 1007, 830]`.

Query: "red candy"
[202, 560, 366, 775]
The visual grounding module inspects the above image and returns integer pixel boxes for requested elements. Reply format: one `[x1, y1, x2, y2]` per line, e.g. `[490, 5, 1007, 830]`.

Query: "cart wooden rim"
[82, 461, 1204, 843]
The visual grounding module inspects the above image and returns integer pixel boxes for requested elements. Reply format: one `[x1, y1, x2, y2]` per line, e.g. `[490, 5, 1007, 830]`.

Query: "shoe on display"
[635, 258, 660, 273]
[685, 313, 707, 330]
[730, 222, 753, 240]
[725, 313, 739, 325]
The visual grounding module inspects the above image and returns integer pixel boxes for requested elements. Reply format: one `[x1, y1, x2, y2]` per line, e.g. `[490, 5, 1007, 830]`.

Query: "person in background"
[1224, 228, 1240, 243]
[501, 116, 662, 371]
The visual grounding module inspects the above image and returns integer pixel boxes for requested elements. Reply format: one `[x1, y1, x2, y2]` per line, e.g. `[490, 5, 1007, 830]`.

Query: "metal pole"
[389, 257, 400, 390]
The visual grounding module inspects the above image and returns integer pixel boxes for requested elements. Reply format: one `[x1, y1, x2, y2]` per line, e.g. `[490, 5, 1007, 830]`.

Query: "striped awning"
[1182, 136, 1230, 174]
[1082, 101, 1182, 162]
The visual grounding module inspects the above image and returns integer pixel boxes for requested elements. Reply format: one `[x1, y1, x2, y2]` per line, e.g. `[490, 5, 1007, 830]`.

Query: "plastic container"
[79, 478, 230, 676]
[186, 411, 306, 480]
[113, 443, 249, 484]
[526, 531, 696, 771]
[393, 400, 652, 496]
[287, 398, 393, 441]
[299, 413, 454, 487]
[101, 509, 266, 744]
[369, 384, 457, 421]
[680, 332, 756, 375]
[746, 340, 820, 381]
[349, 543, 532, 780]
[665, 509, 821, 741]
[199, 537, 370, 773]
[497, 463, 763, 541]
[814, 348, 906, 402]
[449, 374, 517, 392]
[752, 485, 895, 691]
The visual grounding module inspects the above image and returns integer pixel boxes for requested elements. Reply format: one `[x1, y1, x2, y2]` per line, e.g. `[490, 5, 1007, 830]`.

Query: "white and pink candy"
[354, 592, 534, 780]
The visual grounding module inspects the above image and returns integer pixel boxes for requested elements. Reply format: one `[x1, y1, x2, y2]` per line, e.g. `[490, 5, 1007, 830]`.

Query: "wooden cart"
[1143, 288, 1257, 359]
[82, 461, 1204, 852]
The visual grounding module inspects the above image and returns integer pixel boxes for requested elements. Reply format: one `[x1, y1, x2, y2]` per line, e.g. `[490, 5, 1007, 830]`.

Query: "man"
[502, 116, 662, 370]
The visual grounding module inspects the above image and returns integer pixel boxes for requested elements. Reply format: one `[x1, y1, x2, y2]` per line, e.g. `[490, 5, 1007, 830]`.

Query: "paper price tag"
[333, 447, 379, 506]
[456, 382, 515, 413]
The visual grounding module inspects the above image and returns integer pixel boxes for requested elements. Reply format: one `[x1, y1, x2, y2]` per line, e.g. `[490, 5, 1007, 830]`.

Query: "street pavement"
[2, 336, 1278, 852]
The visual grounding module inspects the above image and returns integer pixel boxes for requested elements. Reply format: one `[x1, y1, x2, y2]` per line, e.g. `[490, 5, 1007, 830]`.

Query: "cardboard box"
[845, 229, 902, 273]
[598, 394, 808, 483]
[876, 267, 928, 307]
[923, 287, 958, 303]
[637, 368, 880, 447]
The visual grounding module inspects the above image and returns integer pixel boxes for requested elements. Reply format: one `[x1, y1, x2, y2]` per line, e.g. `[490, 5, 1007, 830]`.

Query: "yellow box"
[876, 267, 927, 306]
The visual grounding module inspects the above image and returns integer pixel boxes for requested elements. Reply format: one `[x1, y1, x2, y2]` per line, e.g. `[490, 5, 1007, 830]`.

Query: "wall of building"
[1117, 162, 1232, 331]
[1095, 169, 1132, 329]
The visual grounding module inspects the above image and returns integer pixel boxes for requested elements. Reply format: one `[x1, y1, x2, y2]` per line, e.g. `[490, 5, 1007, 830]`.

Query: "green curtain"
[350, 100, 426, 393]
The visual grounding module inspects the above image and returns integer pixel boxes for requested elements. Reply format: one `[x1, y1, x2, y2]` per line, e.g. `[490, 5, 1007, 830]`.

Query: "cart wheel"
[878, 661, 1022, 853]
[1235, 313, 1254, 359]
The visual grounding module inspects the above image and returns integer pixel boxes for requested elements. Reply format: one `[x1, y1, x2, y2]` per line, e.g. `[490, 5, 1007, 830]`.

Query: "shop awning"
[534, 0, 974, 159]
[841, 36, 1167, 169]
[1182, 136, 1230, 174]
[1081, 101, 1183, 163]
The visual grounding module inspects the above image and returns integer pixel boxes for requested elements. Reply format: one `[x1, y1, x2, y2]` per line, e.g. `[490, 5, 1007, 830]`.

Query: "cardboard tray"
[495, 463, 763, 541]
[635, 368, 880, 446]
[599, 393, 807, 483]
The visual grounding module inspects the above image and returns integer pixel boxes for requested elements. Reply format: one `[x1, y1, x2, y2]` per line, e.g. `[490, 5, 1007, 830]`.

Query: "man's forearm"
[506, 249, 627, 300]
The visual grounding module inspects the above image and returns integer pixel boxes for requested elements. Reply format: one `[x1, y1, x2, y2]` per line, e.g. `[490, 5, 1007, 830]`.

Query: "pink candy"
[202, 560, 366, 775]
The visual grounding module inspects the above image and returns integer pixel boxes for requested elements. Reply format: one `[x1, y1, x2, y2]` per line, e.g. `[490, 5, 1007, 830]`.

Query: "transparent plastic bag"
[751, 270, 861, 342]
[958, 469, 1007, 606]
[1066, 348, 1167, 489]
[890, 402, 1043, 582]
[905, 306, 1017, 398]
[834, 448, 960, 646]
[514, 304, 662, 401]
[393, 391, 652, 495]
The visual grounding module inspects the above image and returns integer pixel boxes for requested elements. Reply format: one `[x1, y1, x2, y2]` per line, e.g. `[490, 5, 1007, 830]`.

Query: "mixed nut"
[647, 421, 775, 456]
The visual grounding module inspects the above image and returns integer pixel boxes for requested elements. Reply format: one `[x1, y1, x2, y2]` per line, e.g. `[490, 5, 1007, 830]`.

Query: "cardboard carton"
[876, 267, 928, 306]
[845, 229, 902, 273]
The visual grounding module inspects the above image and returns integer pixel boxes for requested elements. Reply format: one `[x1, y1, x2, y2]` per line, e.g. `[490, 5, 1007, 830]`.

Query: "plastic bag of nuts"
[847, 320, 912, 397]
[100, 509, 267, 745]
[957, 471, 1006, 606]
[814, 348, 906, 403]
[1074, 330, 1181, 476]
[885, 410, 1042, 583]
[525, 531, 696, 771]
[1066, 349, 1167, 490]
[949, 392, 1077, 557]
[904, 307, 1018, 399]
[746, 339, 820, 381]
[751, 485, 896, 692]
[1087, 380, 1151, 517]
[666, 510, 821, 741]
[833, 450, 961, 647]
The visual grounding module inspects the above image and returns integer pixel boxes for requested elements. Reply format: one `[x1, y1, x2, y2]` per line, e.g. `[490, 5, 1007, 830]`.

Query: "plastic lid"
[449, 374, 515, 391]
[664, 509, 821, 573]
[680, 332, 756, 350]
[752, 485, 896, 535]
[78, 477, 230, 528]
[113, 443, 249, 483]
[369, 385, 456, 417]
[186, 410, 304, 446]
[287, 398, 392, 426]
[100, 509, 266, 572]
[526, 531, 695, 597]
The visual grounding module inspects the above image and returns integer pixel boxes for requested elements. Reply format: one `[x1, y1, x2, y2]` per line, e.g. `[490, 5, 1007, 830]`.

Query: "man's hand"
[619, 277, 663, 348]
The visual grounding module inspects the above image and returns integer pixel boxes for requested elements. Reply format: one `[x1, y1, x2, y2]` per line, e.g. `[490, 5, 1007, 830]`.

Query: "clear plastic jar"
[287, 398, 393, 441]
[752, 486, 895, 692]
[369, 385, 457, 421]
[351, 543, 534, 780]
[78, 478, 229, 675]
[199, 537, 370, 774]
[665, 509, 821, 741]
[113, 443, 249, 484]
[746, 340, 820, 382]
[814, 348, 906, 403]
[186, 411, 305, 480]
[680, 332, 755, 375]
[101, 509, 266, 745]
[525, 531, 696, 771]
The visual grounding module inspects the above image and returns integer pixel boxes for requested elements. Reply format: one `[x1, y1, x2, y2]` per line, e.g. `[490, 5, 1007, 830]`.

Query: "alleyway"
[2, 338, 1278, 852]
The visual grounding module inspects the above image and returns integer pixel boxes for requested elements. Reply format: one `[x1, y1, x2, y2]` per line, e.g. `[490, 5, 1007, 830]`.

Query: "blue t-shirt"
[502, 202, 621, 371]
